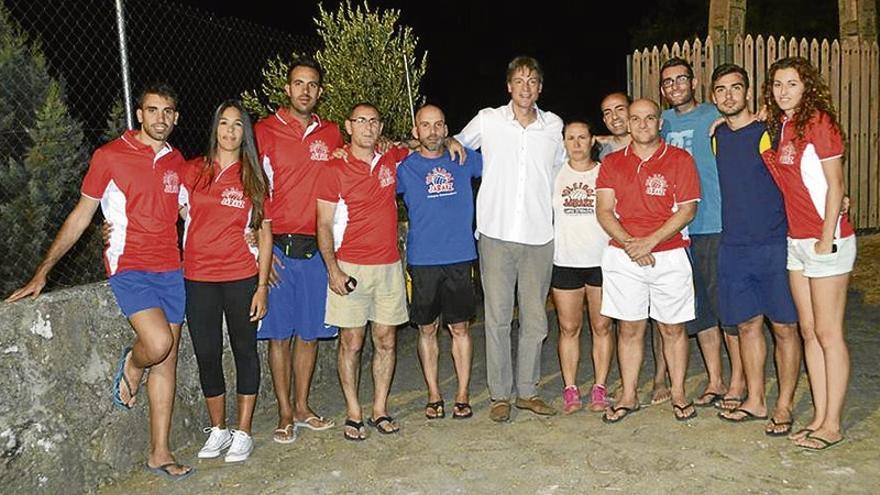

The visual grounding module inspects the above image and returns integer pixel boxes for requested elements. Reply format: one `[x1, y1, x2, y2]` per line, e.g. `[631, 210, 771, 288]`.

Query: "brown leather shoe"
[515, 396, 558, 416]
[489, 400, 511, 422]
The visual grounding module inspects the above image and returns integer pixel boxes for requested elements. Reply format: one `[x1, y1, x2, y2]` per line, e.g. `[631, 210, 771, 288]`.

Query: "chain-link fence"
[1, 0, 319, 296]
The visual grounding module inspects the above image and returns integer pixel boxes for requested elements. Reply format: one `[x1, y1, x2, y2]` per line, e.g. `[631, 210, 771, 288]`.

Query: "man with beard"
[254, 57, 342, 443]
[659, 57, 744, 410]
[709, 64, 801, 436]
[7, 84, 193, 479]
[397, 104, 483, 420]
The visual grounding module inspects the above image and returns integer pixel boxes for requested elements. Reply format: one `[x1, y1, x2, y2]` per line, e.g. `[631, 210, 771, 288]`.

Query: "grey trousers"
[478, 235, 554, 400]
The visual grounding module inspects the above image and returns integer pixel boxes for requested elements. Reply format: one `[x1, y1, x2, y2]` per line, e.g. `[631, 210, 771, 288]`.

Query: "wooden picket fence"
[629, 34, 880, 230]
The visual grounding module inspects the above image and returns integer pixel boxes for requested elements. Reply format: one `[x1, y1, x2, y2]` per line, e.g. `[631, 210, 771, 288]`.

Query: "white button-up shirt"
[456, 102, 565, 245]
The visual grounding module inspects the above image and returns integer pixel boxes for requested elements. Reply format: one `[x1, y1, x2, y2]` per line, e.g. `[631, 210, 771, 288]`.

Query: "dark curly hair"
[763, 56, 843, 149]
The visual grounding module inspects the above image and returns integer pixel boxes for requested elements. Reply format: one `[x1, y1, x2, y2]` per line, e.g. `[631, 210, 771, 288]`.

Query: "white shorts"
[600, 246, 695, 324]
[786, 235, 856, 278]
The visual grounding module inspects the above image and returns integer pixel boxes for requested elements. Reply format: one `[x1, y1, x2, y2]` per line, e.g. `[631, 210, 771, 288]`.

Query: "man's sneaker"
[589, 384, 610, 412]
[198, 426, 232, 459]
[224, 429, 254, 463]
[562, 385, 582, 414]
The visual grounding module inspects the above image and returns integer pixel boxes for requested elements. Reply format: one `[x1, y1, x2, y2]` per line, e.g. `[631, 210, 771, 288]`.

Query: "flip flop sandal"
[717, 407, 768, 423]
[425, 400, 445, 419]
[112, 347, 135, 411]
[798, 433, 844, 451]
[765, 417, 794, 437]
[789, 427, 815, 441]
[673, 402, 698, 421]
[714, 395, 746, 411]
[367, 416, 400, 434]
[272, 424, 297, 444]
[295, 416, 335, 431]
[602, 405, 641, 424]
[343, 419, 366, 441]
[694, 392, 724, 407]
[144, 462, 194, 481]
[452, 402, 473, 419]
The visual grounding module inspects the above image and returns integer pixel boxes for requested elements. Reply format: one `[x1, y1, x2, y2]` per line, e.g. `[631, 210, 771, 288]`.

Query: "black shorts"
[551, 265, 602, 290]
[685, 234, 738, 336]
[408, 262, 476, 326]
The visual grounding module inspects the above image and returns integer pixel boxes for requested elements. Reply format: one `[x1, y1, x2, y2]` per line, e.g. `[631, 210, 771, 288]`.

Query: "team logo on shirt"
[378, 165, 395, 188]
[309, 140, 330, 161]
[645, 174, 668, 196]
[163, 170, 180, 194]
[779, 142, 796, 165]
[220, 187, 246, 209]
[425, 167, 456, 197]
[561, 181, 595, 214]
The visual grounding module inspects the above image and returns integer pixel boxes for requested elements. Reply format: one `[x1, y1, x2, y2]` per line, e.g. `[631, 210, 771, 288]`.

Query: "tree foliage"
[243, 1, 427, 140]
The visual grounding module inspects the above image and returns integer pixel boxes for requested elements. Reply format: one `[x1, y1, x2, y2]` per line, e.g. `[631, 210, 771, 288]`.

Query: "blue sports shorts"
[108, 269, 185, 324]
[718, 242, 797, 327]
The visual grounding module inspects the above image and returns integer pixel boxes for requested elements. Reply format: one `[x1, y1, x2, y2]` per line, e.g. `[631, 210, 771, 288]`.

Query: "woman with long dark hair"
[180, 99, 272, 462]
[762, 57, 856, 450]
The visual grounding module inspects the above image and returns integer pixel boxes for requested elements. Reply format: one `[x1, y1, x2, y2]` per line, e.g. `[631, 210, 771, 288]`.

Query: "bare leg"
[650, 322, 670, 404]
[448, 321, 472, 406]
[797, 273, 850, 447]
[337, 326, 366, 422]
[724, 332, 745, 403]
[417, 319, 442, 412]
[767, 321, 800, 434]
[267, 338, 294, 429]
[605, 319, 646, 420]
[721, 315, 767, 419]
[205, 394, 226, 429]
[127, 308, 189, 476]
[551, 287, 585, 388]
[658, 322, 693, 420]
[293, 337, 326, 423]
[370, 323, 399, 432]
[695, 326, 727, 404]
[788, 270, 823, 440]
[236, 394, 256, 434]
[585, 285, 613, 386]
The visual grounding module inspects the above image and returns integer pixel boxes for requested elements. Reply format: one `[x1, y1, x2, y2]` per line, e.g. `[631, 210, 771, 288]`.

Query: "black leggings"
[185, 277, 260, 397]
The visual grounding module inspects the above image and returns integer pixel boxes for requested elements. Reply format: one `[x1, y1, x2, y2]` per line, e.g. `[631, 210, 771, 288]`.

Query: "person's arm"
[596, 189, 655, 267]
[249, 220, 273, 321]
[6, 195, 100, 301]
[451, 112, 483, 151]
[316, 199, 350, 295]
[622, 201, 697, 261]
[816, 156, 845, 254]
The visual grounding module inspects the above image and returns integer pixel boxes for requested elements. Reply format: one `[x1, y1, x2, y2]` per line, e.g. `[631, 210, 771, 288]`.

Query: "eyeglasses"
[661, 74, 693, 89]
[348, 117, 381, 126]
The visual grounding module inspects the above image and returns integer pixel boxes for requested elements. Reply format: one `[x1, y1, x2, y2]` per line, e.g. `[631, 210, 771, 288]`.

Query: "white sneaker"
[197, 426, 232, 459]
[224, 429, 254, 463]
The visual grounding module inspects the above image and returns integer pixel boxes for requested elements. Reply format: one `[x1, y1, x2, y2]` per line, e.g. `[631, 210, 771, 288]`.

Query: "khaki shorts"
[325, 260, 409, 328]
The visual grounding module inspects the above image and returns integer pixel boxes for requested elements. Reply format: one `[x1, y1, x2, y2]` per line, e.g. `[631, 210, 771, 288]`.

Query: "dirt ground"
[99, 236, 880, 495]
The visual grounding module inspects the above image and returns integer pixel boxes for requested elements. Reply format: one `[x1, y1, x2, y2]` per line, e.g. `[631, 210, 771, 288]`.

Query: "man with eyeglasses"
[659, 57, 745, 411]
[254, 57, 342, 444]
[316, 103, 411, 441]
[452, 56, 565, 422]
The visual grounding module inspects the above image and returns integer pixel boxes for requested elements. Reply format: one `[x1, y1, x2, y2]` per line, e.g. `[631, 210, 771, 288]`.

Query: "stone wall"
[0, 281, 338, 493]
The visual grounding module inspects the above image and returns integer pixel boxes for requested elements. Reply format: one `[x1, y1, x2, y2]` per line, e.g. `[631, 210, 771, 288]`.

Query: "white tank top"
[552, 161, 609, 267]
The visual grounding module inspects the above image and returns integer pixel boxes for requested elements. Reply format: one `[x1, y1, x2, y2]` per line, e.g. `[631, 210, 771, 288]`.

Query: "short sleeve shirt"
[179, 158, 259, 282]
[255, 109, 343, 236]
[596, 141, 701, 252]
[553, 161, 609, 267]
[761, 112, 852, 239]
[661, 103, 722, 235]
[397, 148, 483, 266]
[80, 130, 184, 276]
[316, 146, 411, 265]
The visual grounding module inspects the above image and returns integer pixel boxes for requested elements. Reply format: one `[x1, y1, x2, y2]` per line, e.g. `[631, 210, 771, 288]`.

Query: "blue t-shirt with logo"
[714, 120, 787, 245]
[397, 149, 483, 266]
[661, 103, 722, 235]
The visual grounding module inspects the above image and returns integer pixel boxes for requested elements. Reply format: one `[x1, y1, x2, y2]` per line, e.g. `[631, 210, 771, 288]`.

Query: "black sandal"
[343, 419, 366, 441]
[452, 402, 473, 419]
[425, 400, 445, 419]
[367, 415, 400, 434]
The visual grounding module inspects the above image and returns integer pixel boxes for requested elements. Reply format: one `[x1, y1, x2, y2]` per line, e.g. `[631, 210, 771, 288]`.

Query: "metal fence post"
[115, 0, 133, 130]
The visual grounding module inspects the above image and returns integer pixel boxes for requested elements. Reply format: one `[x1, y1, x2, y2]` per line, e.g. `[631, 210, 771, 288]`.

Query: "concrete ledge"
[0, 282, 340, 493]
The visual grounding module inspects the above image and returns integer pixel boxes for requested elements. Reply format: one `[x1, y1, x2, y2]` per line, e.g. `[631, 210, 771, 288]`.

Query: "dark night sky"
[177, 0, 669, 132]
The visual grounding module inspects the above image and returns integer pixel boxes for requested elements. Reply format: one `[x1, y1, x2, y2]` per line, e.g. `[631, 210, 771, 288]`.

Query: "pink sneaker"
[589, 384, 609, 412]
[562, 385, 582, 414]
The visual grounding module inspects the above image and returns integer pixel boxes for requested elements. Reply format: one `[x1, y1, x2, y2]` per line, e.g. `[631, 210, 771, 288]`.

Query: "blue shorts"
[108, 269, 185, 324]
[257, 246, 337, 341]
[718, 242, 797, 327]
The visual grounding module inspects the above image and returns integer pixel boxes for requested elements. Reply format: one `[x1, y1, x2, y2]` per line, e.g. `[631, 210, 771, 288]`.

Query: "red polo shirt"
[255, 108, 343, 236]
[761, 112, 853, 240]
[180, 157, 259, 282]
[81, 130, 185, 276]
[596, 140, 701, 252]
[316, 146, 410, 264]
